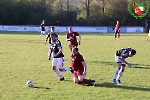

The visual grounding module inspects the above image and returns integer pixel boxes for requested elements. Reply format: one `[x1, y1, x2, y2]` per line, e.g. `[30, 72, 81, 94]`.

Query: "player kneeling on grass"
[113, 47, 136, 84]
[70, 47, 96, 86]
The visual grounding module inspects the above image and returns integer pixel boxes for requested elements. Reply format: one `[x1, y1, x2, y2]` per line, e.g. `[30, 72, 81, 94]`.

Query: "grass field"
[0, 32, 150, 100]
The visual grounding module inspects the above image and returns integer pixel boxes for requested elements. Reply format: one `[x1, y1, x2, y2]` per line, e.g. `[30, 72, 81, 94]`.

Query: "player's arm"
[45, 35, 49, 45]
[54, 41, 62, 57]
[54, 48, 62, 57]
[82, 61, 87, 76]
[119, 57, 132, 66]
[40, 24, 42, 30]
[66, 34, 72, 41]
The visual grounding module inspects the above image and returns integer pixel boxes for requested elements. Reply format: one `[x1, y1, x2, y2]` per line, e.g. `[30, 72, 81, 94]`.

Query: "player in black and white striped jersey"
[50, 33, 71, 81]
[113, 47, 136, 84]
[45, 26, 58, 60]
[39, 20, 46, 39]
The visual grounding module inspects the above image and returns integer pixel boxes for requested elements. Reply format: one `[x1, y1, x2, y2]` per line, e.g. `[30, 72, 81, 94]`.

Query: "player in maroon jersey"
[114, 21, 120, 39]
[70, 48, 96, 86]
[66, 26, 81, 51]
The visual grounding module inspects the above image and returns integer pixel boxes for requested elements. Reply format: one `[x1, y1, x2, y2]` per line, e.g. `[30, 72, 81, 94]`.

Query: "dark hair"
[74, 47, 78, 52]
[51, 33, 57, 37]
[51, 26, 55, 28]
[131, 49, 136, 55]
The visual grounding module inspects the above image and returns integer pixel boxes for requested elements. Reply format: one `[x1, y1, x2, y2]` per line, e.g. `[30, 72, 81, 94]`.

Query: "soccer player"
[45, 26, 58, 60]
[113, 47, 136, 84]
[146, 30, 150, 41]
[50, 33, 71, 81]
[39, 20, 46, 39]
[114, 21, 120, 39]
[70, 47, 96, 86]
[66, 26, 81, 51]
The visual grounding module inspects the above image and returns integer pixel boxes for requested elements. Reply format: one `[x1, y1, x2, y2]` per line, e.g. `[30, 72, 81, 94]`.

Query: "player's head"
[72, 47, 78, 55]
[51, 33, 57, 42]
[42, 20, 45, 23]
[129, 49, 136, 57]
[68, 26, 72, 33]
[51, 26, 55, 32]
[117, 21, 119, 24]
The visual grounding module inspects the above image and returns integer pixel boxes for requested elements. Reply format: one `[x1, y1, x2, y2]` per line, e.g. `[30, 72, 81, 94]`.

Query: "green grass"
[0, 32, 150, 100]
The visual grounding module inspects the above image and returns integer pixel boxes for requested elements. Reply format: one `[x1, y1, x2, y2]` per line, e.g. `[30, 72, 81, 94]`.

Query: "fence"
[0, 25, 144, 33]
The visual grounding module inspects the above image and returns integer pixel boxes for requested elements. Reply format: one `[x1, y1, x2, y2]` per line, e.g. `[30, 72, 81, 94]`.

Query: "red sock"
[83, 79, 93, 85]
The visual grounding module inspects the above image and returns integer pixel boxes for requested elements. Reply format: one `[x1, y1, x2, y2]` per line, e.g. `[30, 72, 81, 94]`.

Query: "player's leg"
[146, 36, 148, 41]
[39, 31, 43, 38]
[43, 31, 46, 39]
[52, 58, 64, 81]
[113, 55, 121, 84]
[114, 30, 117, 39]
[78, 75, 94, 86]
[116, 58, 126, 84]
[147, 35, 149, 41]
[58, 57, 71, 72]
[77, 70, 94, 86]
[117, 30, 120, 38]
[73, 77, 79, 83]
[116, 64, 125, 84]
[73, 72, 79, 83]
[69, 45, 72, 51]
[147, 30, 150, 41]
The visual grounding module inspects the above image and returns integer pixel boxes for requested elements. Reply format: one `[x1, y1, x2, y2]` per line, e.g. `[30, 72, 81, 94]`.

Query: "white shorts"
[41, 31, 45, 35]
[115, 55, 126, 65]
[52, 57, 64, 69]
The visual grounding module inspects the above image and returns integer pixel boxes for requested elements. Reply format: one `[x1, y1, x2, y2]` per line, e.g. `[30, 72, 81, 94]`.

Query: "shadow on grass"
[7, 40, 42, 43]
[95, 82, 150, 92]
[32, 86, 50, 90]
[91, 61, 150, 69]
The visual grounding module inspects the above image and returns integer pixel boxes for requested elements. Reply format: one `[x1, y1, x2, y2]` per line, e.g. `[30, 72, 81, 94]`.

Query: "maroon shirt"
[66, 32, 79, 46]
[70, 52, 84, 71]
[115, 24, 120, 30]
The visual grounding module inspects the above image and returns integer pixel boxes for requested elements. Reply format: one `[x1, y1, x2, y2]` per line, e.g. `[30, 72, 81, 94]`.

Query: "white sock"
[39, 34, 42, 38]
[63, 67, 71, 71]
[113, 68, 119, 79]
[54, 69, 63, 78]
[116, 70, 123, 80]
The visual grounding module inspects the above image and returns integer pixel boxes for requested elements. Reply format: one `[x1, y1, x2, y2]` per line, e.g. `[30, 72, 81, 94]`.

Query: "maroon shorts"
[69, 44, 78, 49]
[115, 29, 120, 33]
[73, 69, 84, 77]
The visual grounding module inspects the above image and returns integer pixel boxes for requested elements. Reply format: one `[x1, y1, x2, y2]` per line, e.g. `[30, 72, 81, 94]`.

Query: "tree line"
[0, 0, 149, 26]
